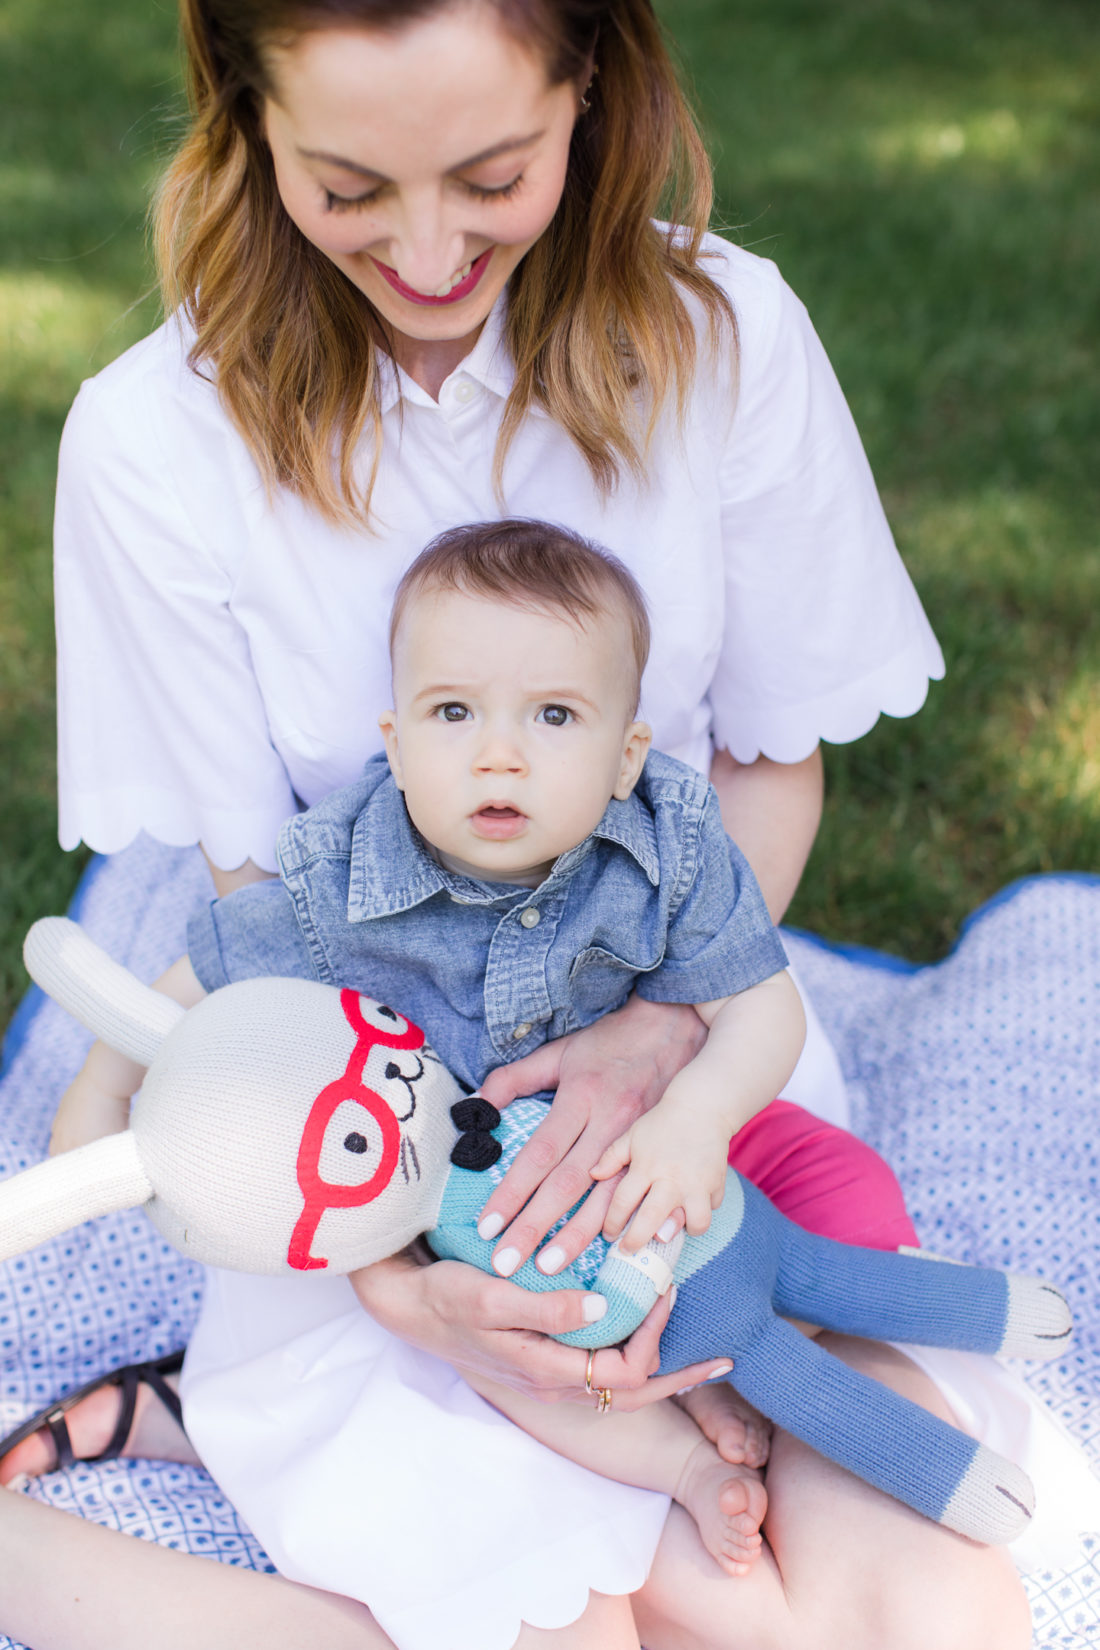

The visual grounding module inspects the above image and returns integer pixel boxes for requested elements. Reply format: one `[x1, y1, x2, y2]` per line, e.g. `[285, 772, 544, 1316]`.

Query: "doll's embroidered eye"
[344, 1132, 369, 1153]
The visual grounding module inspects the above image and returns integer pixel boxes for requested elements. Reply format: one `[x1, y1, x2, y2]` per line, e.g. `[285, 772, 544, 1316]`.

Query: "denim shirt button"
[519, 907, 541, 929]
[512, 1022, 532, 1039]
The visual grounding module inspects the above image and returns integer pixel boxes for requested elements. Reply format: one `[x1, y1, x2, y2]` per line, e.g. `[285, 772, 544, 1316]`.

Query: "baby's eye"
[435, 703, 470, 723]
[537, 705, 573, 727]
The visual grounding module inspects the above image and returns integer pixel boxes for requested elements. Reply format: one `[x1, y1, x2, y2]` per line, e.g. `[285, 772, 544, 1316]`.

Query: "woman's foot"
[1, 1359, 194, 1487]
[675, 1380, 770, 1468]
[673, 1439, 767, 1577]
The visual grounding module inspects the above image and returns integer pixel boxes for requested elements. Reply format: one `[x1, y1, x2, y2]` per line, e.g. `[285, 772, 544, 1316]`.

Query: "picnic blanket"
[1, 838, 1098, 1648]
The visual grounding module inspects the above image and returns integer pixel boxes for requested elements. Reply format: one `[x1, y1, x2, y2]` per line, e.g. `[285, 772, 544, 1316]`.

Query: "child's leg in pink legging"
[728, 1099, 919, 1251]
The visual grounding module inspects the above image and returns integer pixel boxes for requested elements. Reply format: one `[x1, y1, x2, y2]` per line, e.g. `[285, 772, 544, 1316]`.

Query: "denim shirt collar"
[346, 770, 660, 923]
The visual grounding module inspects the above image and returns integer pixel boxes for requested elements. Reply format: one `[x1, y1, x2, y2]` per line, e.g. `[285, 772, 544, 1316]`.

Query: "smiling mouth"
[372, 248, 493, 307]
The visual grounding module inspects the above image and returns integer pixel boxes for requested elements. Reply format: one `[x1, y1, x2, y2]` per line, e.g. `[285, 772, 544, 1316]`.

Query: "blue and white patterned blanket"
[1, 841, 1097, 1648]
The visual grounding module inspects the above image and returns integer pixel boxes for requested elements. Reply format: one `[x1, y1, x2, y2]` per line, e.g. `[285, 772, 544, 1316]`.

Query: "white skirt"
[181, 1268, 670, 1650]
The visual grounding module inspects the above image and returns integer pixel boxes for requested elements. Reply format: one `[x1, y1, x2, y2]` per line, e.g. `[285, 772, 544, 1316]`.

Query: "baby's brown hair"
[389, 520, 651, 713]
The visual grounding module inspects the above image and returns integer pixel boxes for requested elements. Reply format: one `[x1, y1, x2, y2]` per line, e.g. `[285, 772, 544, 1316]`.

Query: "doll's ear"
[0, 1131, 153, 1263]
[23, 919, 185, 1066]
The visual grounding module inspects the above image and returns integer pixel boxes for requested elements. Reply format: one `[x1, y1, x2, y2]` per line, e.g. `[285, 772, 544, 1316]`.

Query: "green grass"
[2, 0, 1098, 1025]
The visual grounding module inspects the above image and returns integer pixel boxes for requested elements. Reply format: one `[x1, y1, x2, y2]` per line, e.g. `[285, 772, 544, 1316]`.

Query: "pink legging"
[728, 1099, 919, 1251]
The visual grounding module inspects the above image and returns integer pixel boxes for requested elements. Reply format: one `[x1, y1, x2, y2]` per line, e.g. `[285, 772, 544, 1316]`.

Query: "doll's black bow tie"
[450, 1096, 503, 1171]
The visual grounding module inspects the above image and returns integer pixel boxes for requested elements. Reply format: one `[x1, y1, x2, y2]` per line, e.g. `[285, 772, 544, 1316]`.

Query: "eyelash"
[322, 175, 525, 215]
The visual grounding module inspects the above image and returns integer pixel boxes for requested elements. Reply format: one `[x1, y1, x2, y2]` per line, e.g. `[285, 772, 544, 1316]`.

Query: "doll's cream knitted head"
[5, 918, 465, 1274]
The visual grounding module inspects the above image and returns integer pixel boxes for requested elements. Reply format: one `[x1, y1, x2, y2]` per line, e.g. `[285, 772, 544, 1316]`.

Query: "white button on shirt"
[54, 235, 944, 872]
[519, 908, 541, 929]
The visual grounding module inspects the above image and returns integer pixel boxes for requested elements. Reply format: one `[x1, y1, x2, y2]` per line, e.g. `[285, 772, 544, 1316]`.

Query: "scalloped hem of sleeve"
[712, 636, 946, 766]
[58, 791, 290, 875]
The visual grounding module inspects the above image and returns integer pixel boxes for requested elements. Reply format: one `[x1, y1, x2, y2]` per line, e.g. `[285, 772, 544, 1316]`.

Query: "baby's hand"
[590, 1108, 729, 1254]
[49, 1072, 131, 1156]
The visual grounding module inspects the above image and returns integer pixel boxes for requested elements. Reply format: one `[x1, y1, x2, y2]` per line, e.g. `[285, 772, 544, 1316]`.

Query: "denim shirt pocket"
[566, 941, 665, 1022]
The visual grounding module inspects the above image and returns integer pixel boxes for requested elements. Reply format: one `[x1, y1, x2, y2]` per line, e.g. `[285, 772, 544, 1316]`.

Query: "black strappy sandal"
[0, 1349, 186, 1478]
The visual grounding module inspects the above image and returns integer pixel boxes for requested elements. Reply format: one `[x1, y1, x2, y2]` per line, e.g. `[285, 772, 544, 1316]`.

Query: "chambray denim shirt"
[187, 749, 788, 1093]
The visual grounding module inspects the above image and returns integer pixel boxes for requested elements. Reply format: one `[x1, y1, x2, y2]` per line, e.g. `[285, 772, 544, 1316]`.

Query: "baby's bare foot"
[676, 1379, 770, 1468]
[674, 1439, 767, 1576]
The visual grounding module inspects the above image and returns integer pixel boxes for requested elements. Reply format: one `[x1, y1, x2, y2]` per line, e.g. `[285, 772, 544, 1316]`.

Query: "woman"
[0, 1, 1029, 1646]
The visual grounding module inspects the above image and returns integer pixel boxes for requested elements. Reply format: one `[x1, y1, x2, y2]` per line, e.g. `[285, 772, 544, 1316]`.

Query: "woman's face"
[263, 4, 580, 353]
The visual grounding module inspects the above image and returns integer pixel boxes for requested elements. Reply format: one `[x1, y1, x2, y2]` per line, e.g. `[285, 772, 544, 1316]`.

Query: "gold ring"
[584, 1348, 596, 1396]
[596, 1387, 613, 1415]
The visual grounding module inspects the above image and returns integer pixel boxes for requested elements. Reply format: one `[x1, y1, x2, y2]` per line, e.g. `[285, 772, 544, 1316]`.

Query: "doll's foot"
[674, 1440, 767, 1577]
[676, 1379, 770, 1468]
[0, 1355, 192, 1486]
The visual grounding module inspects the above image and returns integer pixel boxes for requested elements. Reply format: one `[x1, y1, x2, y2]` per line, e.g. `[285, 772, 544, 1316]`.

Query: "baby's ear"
[613, 721, 652, 801]
[378, 710, 404, 790]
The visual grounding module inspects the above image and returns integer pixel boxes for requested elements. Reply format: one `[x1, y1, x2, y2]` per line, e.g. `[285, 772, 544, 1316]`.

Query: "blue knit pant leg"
[728, 1312, 981, 1523]
[766, 1204, 1010, 1353]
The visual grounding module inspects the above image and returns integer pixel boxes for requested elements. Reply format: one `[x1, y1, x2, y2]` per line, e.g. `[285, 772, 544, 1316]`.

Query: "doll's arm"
[49, 956, 206, 1155]
[591, 970, 805, 1252]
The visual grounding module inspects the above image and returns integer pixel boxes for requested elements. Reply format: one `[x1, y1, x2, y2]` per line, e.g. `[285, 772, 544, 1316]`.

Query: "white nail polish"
[4, 1473, 30, 1493]
[493, 1246, 520, 1277]
[478, 1211, 504, 1241]
[656, 1216, 678, 1243]
[582, 1294, 608, 1322]
[675, 1385, 697, 1397]
[707, 1361, 733, 1380]
[536, 1245, 566, 1275]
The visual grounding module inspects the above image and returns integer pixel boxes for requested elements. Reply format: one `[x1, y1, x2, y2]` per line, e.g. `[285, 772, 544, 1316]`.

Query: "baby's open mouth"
[471, 804, 527, 838]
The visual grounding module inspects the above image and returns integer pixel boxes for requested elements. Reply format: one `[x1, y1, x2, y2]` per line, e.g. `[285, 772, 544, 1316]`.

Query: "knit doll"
[2, 917, 1071, 1548]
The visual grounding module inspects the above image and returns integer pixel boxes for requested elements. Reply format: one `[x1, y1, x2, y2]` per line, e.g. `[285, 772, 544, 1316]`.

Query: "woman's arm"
[708, 746, 823, 923]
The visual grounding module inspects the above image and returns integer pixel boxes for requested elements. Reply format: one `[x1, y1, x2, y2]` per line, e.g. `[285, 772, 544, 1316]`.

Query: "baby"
[50, 517, 816, 1573]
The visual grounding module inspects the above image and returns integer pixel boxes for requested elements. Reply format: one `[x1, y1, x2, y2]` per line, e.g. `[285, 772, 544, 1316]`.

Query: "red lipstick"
[372, 248, 493, 307]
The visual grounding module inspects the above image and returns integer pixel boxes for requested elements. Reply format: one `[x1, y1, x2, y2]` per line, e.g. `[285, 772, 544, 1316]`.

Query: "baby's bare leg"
[467, 1373, 766, 1577]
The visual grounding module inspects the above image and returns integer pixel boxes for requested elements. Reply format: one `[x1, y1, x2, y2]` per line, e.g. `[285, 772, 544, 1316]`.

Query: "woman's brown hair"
[154, 0, 735, 524]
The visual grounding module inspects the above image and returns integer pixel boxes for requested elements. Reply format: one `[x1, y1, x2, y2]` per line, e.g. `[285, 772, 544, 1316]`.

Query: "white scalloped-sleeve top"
[55, 237, 943, 871]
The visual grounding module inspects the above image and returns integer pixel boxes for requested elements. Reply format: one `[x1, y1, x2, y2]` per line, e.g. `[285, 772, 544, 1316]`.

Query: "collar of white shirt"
[379, 290, 534, 416]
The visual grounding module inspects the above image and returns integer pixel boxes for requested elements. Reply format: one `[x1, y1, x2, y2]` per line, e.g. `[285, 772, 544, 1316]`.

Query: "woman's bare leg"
[511, 1590, 640, 1650]
[2, 1372, 194, 1484]
[635, 1335, 1032, 1650]
[0, 1491, 393, 1650]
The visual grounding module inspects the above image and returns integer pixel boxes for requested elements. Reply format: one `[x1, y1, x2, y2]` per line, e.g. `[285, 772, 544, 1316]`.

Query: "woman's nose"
[386, 200, 467, 296]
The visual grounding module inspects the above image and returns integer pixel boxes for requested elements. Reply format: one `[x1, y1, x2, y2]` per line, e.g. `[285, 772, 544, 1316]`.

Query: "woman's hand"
[475, 994, 706, 1277]
[351, 1248, 730, 1408]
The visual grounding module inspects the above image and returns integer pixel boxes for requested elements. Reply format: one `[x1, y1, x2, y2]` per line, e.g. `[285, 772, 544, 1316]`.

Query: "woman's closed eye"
[322, 174, 525, 215]
[322, 186, 382, 214]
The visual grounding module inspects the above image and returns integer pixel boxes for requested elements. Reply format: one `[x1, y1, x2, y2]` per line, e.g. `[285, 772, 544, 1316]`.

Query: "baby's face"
[380, 589, 651, 885]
